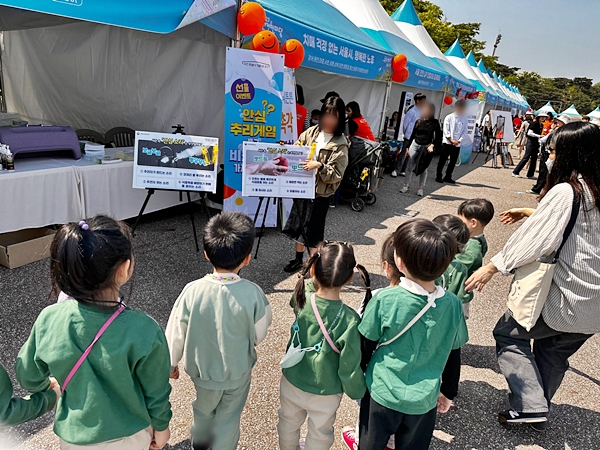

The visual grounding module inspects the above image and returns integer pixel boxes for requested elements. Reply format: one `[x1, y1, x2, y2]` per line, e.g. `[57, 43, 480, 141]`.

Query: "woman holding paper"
[282, 96, 349, 273]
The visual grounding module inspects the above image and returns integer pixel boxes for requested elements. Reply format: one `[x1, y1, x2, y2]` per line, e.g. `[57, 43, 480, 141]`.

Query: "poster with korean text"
[223, 47, 285, 225]
[133, 131, 218, 192]
[242, 142, 314, 199]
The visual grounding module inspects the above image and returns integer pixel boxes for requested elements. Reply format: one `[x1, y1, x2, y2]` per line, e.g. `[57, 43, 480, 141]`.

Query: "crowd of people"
[2, 89, 600, 450]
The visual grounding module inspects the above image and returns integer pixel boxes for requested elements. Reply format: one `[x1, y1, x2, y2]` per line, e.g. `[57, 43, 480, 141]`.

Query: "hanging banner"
[281, 68, 298, 145]
[133, 131, 218, 192]
[242, 142, 314, 199]
[223, 47, 285, 225]
[458, 100, 481, 164]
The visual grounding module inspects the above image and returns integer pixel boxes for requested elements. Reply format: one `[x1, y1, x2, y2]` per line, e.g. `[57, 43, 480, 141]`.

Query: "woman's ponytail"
[356, 264, 372, 316]
[293, 252, 320, 310]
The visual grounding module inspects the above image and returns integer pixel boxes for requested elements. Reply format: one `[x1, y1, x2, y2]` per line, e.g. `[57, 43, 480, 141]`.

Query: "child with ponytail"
[16, 216, 172, 449]
[278, 242, 370, 450]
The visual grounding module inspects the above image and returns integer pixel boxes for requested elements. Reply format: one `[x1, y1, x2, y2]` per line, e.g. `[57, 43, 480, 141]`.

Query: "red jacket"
[353, 116, 375, 141]
[296, 104, 308, 136]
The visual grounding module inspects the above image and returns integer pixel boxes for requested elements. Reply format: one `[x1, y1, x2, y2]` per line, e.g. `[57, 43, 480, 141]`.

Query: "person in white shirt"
[437, 100, 468, 184]
[392, 93, 427, 177]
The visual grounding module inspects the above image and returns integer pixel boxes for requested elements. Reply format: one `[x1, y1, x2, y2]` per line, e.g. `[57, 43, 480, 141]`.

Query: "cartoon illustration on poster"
[242, 142, 314, 199]
[133, 131, 218, 192]
[223, 47, 285, 225]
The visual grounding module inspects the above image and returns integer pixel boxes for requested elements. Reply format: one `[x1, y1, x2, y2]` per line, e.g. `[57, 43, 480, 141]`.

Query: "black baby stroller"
[337, 137, 386, 212]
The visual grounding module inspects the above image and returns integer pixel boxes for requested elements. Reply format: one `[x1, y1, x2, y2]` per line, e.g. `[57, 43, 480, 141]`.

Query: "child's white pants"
[60, 426, 152, 449]
[277, 375, 342, 450]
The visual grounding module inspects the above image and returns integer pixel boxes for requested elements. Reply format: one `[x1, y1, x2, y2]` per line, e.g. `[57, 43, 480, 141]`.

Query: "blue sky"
[433, 0, 598, 80]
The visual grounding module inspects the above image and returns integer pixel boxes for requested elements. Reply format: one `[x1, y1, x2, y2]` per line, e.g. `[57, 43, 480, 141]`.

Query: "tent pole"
[378, 80, 392, 138]
[0, 32, 6, 113]
[233, 0, 241, 49]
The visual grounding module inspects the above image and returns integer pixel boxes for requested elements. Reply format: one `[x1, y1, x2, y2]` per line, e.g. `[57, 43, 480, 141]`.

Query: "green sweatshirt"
[16, 300, 172, 445]
[455, 234, 488, 277]
[166, 275, 272, 390]
[282, 291, 366, 400]
[0, 364, 56, 426]
[436, 259, 472, 303]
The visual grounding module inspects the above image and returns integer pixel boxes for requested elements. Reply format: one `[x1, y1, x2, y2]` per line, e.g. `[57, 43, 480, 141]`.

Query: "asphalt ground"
[1, 154, 598, 450]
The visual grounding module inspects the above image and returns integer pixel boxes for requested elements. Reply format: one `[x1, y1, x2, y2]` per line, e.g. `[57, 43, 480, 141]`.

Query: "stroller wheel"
[351, 198, 365, 212]
[364, 193, 377, 206]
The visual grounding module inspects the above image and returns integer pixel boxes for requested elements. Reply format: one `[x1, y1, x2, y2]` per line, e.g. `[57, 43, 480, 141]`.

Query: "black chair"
[105, 127, 135, 148]
[76, 128, 105, 144]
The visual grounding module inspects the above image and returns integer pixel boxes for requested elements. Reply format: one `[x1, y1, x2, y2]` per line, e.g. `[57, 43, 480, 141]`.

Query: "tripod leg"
[132, 189, 155, 236]
[254, 197, 271, 259]
[252, 197, 265, 225]
[200, 193, 211, 220]
[186, 191, 200, 252]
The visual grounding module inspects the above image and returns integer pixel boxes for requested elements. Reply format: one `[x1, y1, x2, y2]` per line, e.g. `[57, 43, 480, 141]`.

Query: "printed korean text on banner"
[133, 131, 218, 192]
[458, 100, 481, 164]
[262, 14, 391, 81]
[242, 142, 315, 199]
[223, 47, 285, 225]
[281, 68, 298, 145]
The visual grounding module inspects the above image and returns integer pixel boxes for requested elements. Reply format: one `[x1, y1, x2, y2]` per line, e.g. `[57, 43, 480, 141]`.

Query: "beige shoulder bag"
[507, 186, 580, 331]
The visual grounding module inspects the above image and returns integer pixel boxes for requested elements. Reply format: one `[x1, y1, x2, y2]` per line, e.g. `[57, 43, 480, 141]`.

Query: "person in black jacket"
[512, 112, 545, 178]
[400, 102, 442, 197]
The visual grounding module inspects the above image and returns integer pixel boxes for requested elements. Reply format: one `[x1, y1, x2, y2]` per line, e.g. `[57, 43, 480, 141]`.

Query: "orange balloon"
[281, 39, 305, 69]
[252, 30, 280, 54]
[392, 54, 408, 72]
[391, 67, 410, 83]
[237, 2, 266, 36]
[444, 96, 453, 105]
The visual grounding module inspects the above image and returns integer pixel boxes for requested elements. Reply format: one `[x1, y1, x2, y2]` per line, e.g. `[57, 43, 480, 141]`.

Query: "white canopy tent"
[588, 107, 600, 119]
[536, 102, 558, 116]
[560, 104, 582, 119]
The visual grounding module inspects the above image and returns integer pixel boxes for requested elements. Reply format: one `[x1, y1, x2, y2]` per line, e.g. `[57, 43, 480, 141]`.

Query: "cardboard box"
[0, 228, 56, 269]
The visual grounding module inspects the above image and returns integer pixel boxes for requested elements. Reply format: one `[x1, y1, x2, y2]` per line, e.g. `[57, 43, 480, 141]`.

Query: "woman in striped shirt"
[465, 122, 600, 430]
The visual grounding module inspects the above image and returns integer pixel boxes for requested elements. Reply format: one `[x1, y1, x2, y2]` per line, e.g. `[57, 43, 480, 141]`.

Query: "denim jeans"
[493, 311, 591, 413]
[404, 142, 428, 187]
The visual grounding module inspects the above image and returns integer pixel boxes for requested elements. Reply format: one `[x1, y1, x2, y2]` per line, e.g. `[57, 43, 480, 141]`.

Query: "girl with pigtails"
[277, 241, 371, 450]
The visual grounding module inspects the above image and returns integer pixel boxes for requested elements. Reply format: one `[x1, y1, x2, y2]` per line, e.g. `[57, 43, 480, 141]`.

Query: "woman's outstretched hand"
[499, 208, 535, 225]
[465, 263, 499, 292]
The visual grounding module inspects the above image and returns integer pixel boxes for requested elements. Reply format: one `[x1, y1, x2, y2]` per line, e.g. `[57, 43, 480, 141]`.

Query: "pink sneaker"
[341, 426, 359, 450]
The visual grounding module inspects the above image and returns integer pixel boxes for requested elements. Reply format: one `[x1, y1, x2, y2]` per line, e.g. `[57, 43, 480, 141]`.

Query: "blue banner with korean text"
[223, 47, 285, 225]
[262, 12, 392, 81]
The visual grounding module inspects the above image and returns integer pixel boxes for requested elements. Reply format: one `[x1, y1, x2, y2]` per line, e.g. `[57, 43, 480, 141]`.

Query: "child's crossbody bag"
[280, 294, 343, 369]
[376, 293, 438, 350]
[61, 305, 126, 393]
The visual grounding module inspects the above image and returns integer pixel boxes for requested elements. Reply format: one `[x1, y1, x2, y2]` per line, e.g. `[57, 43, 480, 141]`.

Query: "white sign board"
[133, 131, 218, 193]
[242, 142, 315, 199]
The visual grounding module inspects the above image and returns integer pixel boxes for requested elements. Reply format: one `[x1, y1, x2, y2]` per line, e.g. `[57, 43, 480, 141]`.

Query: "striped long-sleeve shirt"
[491, 181, 600, 334]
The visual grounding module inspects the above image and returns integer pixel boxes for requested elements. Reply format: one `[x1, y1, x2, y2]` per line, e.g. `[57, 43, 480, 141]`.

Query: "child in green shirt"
[433, 215, 471, 414]
[166, 212, 272, 450]
[0, 365, 59, 427]
[456, 198, 494, 318]
[358, 219, 468, 450]
[16, 216, 172, 449]
[278, 242, 370, 450]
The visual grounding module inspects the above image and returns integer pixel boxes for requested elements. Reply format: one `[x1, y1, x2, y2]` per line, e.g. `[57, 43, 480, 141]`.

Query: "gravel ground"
[1, 155, 599, 450]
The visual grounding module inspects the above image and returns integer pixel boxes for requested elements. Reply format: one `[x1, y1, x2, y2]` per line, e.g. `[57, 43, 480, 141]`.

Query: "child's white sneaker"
[400, 186, 409, 194]
[417, 189, 424, 197]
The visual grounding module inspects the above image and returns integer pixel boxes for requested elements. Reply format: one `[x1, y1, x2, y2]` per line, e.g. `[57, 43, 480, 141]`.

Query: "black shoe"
[283, 259, 303, 273]
[443, 178, 457, 185]
[192, 440, 212, 450]
[498, 409, 548, 425]
[529, 421, 549, 432]
[435, 177, 444, 183]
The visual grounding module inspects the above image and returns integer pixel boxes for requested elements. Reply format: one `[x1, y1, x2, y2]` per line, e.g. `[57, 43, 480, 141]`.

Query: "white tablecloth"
[0, 148, 190, 233]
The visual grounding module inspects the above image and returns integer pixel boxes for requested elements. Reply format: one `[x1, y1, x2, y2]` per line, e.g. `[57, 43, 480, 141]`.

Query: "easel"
[252, 196, 309, 260]
[131, 188, 211, 252]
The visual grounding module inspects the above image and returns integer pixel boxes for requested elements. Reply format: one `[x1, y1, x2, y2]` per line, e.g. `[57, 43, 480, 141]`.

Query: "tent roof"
[257, 0, 393, 81]
[588, 107, 600, 118]
[445, 40, 466, 59]
[536, 102, 558, 115]
[391, 1, 474, 94]
[560, 104, 582, 118]
[441, 40, 494, 99]
[327, 0, 450, 90]
[0, 0, 235, 33]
